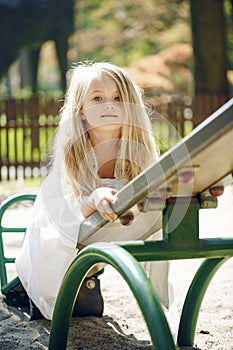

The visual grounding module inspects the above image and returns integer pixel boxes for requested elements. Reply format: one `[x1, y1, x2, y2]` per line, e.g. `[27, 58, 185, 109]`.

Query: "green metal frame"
[177, 257, 228, 346]
[0, 193, 36, 295]
[49, 243, 176, 350]
[49, 197, 233, 350]
[0, 195, 232, 349]
[1, 193, 232, 349]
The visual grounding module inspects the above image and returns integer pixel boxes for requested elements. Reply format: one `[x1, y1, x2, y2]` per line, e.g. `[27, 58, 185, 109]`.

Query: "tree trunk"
[190, 0, 229, 95]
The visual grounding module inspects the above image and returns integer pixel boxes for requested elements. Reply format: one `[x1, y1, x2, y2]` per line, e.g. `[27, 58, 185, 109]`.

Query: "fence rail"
[0, 93, 230, 181]
[0, 94, 62, 181]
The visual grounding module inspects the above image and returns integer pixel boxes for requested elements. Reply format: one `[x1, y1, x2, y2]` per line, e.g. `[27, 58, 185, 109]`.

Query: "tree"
[190, 0, 229, 95]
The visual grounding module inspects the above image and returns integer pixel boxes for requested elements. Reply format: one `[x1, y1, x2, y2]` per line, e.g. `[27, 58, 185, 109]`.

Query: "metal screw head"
[86, 279, 96, 289]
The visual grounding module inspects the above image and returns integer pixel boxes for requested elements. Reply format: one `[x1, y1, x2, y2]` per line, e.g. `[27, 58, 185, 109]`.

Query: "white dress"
[16, 170, 174, 323]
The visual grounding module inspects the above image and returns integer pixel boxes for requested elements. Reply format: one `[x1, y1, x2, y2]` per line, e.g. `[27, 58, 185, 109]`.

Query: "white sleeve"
[39, 171, 85, 248]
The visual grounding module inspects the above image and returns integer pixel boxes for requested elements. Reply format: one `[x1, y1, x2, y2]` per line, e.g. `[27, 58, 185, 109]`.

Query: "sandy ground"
[0, 185, 233, 349]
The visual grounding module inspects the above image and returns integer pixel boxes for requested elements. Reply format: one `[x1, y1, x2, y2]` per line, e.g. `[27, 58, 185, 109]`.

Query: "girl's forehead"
[87, 75, 119, 92]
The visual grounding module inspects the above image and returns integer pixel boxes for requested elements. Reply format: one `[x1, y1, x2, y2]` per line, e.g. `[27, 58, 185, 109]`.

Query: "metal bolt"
[86, 279, 96, 289]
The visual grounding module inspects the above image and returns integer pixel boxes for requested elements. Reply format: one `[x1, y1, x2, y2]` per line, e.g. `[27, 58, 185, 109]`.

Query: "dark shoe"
[4, 279, 29, 307]
[72, 276, 104, 317]
[29, 298, 45, 320]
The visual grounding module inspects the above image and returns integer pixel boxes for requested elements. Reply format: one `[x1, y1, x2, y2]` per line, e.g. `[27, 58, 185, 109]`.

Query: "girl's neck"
[88, 129, 121, 179]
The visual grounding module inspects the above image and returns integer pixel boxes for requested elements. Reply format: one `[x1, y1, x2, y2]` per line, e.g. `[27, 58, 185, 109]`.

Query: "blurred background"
[0, 0, 233, 185]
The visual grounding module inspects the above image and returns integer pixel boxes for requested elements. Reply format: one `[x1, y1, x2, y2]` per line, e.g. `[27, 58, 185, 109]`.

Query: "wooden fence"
[0, 94, 62, 181]
[0, 93, 230, 181]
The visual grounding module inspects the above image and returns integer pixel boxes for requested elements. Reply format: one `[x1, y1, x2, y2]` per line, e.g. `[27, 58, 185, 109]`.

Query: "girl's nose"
[104, 104, 115, 111]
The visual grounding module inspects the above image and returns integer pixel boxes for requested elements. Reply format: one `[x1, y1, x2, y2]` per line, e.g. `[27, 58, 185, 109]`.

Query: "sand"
[0, 185, 232, 349]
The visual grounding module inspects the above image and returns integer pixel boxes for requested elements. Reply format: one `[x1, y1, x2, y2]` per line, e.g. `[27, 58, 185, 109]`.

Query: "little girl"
[16, 62, 177, 334]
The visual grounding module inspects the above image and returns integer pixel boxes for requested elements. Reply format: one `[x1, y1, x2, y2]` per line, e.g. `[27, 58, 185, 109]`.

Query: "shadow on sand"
[0, 298, 152, 349]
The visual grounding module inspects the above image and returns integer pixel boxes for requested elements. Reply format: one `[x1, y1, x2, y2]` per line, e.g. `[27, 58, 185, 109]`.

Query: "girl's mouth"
[101, 114, 118, 118]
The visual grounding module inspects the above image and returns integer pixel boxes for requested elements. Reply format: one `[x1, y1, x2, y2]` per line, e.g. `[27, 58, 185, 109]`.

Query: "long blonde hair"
[52, 62, 159, 196]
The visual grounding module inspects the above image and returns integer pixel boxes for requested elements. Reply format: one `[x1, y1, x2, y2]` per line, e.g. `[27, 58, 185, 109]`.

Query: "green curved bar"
[49, 243, 176, 350]
[0, 193, 36, 287]
[0, 193, 36, 216]
[177, 257, 228, 347]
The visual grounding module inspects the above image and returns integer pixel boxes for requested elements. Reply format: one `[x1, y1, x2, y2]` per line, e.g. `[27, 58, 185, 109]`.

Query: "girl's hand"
[86, 187, 118, 221]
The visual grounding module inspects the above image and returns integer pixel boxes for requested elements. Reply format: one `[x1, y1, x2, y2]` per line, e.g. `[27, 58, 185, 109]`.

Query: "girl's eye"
[114, 96, 120, 102]
[93, 96, 102, 101]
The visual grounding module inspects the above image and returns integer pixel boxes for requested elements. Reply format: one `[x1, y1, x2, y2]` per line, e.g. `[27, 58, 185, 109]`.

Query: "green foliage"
[70, 0, 191, 66]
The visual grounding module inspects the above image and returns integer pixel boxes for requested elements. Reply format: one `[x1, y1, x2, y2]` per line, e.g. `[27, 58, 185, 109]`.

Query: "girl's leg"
[77, 243, 106, 277]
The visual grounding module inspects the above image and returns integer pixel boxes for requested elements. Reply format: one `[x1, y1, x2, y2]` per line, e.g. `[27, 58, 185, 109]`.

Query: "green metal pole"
[49, 243, 177, 350]
[0, 193, 36, 289]
[177, 257, 228, 346]
[121, 238, 233, 261]
[0, 226, 7, 286]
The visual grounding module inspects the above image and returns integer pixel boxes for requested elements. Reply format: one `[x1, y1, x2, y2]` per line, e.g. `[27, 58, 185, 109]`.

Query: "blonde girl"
[16, 62, 177, 336]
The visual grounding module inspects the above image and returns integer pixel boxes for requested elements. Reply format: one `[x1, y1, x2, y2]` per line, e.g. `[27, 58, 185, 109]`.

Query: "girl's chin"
[87, 123, 123, 132]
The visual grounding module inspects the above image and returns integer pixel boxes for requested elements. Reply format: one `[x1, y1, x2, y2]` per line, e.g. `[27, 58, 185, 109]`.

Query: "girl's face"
[81, 76, 123, 133]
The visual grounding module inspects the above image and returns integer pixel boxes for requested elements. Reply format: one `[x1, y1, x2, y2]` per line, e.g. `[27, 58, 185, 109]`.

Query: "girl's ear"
[80, 109, 86, 120]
